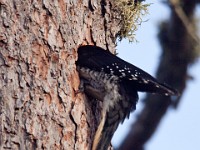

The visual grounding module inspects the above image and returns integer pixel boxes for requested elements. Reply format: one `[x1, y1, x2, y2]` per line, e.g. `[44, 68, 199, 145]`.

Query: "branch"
[169, 0, 200, 45]
[118, 0, 198, 150]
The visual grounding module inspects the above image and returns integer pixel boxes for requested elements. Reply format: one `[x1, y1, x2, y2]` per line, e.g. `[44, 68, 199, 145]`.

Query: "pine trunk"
[0, 0, 120, 149]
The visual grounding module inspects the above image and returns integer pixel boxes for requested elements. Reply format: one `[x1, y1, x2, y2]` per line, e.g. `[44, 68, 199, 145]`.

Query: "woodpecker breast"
[77, 66, 138, 150]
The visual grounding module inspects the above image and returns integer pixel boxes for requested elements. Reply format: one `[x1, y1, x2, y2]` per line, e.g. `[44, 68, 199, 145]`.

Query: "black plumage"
[76, 45, 178, 150]
[76, 45, 178, 96]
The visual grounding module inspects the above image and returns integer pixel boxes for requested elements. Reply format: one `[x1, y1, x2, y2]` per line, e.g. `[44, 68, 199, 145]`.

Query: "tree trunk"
[0, 0, 120, 149]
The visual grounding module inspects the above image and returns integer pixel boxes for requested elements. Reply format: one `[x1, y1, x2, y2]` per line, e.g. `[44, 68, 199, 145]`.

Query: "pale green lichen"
[113, 0, 150, 42]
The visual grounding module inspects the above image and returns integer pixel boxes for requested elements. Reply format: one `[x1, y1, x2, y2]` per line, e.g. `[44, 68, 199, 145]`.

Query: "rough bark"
[118, 0, 199, 150]
[0, 0, 121, 149]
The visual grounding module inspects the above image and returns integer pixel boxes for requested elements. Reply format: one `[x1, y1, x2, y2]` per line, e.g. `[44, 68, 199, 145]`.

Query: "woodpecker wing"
[76, 45, 178, 96]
